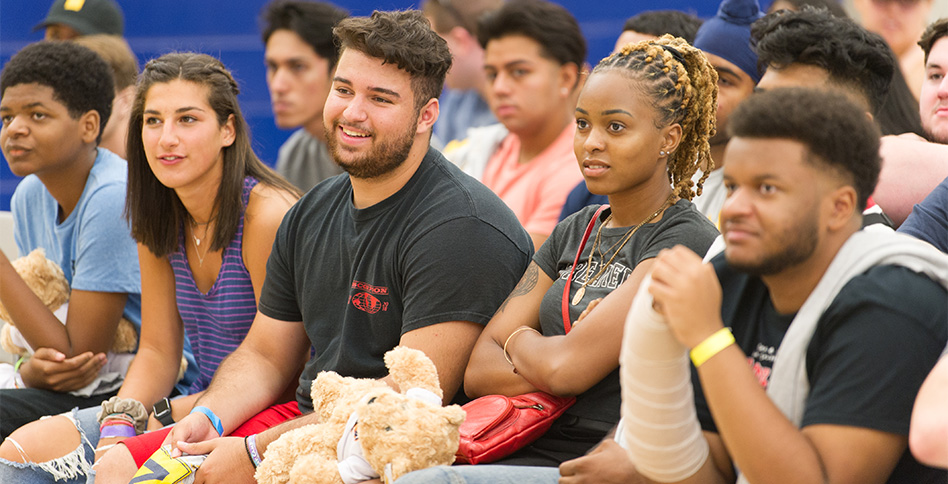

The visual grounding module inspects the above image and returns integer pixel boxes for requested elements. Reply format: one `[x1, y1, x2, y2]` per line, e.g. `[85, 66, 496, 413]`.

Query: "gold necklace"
[571, 195, 676, 306]
[190, 218, 212, 267]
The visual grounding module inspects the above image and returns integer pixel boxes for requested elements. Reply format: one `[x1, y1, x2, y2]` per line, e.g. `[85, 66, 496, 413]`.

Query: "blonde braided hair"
[593, 34, 718, 200]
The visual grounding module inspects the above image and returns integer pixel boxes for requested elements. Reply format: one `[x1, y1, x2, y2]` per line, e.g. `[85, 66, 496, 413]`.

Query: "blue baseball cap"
[693, 0, 764, 83]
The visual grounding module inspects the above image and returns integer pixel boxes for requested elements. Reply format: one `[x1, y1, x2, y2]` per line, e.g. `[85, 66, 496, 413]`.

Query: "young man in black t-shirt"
[448, 88, 948, 484]
[92, 10, 533, 483]
[621, 88, 948, 484]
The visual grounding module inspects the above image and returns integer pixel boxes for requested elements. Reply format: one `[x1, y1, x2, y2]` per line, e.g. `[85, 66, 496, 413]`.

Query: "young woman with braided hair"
[397, 35, 721, 481]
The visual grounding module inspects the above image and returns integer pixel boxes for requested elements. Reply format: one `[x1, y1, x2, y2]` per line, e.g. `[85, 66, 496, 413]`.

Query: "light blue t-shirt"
[11, 148, 142, 331]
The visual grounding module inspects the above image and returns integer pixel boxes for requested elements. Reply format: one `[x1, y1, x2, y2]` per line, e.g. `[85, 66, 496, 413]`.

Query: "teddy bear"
[255, 346, 466, 484]
[0, 248, 138, 357]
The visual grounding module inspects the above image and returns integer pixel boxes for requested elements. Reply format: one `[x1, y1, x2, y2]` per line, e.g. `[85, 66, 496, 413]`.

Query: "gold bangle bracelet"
[690, 327, 735, 368]
[503, 326, 540, 370]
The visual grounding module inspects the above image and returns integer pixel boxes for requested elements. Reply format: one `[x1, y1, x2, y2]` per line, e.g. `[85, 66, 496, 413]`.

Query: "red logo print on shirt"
[350, 280, 390, 314]
[747, 357, 771, 388]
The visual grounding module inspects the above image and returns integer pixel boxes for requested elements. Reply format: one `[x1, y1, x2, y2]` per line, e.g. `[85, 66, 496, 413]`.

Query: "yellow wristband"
[690, 328, 735, 367]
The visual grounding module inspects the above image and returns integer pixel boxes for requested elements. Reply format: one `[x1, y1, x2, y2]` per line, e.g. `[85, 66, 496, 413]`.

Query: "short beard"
[727, 216, 819, 277]
[924, 126, 948, 145]
[327, 113, 418, 179]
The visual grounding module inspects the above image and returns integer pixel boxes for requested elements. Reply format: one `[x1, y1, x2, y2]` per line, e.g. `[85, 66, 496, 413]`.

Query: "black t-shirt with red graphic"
[693, 255, 948, 483]
[259, 148, 533, 413]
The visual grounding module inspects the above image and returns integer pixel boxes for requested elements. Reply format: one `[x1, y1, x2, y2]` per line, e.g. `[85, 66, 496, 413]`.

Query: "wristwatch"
[152, 397, 175, 427]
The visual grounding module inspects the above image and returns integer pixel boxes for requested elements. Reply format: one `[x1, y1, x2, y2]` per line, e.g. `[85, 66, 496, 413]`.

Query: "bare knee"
[0, 415, 79, 463]
[92, 444, 137, 484]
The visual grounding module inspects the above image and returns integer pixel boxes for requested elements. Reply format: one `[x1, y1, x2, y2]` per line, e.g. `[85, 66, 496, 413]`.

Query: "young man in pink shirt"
[444, 0, 585, 248]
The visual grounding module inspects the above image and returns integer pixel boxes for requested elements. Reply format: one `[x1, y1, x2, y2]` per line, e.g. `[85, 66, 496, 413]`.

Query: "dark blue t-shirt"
[694, 257, 948, 483]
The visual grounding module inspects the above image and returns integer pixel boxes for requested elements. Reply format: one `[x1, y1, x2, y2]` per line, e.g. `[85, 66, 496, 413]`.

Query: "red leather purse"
[455, 206, 608, 465]
[454, 392, 576, 464]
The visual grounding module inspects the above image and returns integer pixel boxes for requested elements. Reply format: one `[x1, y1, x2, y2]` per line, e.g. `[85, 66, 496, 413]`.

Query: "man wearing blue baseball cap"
[34, 0, 124, 40]
[690, 0, 763, 227]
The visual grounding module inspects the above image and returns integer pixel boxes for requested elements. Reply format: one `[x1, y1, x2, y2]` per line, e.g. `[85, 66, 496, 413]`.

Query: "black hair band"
[658, 44, 685, 65]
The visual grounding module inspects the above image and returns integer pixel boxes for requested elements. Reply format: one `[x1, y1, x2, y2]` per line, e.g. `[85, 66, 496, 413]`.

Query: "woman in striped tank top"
[0, 53, 301, 484]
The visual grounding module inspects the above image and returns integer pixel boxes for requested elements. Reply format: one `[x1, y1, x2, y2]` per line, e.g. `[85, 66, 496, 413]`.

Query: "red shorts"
[123, 401, 302, 467]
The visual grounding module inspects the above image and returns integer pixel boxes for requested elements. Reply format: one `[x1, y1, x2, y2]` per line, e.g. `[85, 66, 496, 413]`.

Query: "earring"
[660, 150, 667, 156]
[561, 87, 569, 96]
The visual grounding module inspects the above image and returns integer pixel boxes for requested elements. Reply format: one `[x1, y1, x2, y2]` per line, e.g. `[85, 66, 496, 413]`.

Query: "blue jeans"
[395, 465, 560, 484]
[0, 406, 100, 484]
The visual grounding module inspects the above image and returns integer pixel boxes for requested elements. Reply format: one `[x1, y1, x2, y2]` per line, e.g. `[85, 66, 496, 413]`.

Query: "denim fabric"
[395, 465, 560, 484]
[0, 406, 100, 484]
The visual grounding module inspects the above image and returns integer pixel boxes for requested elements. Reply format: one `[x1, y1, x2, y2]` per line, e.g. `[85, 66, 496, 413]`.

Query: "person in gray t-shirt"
[261, 0, 347, 192]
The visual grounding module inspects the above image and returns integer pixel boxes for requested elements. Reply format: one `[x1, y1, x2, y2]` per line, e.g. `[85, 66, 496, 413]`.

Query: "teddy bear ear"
[311, 371, 345, 410]
[26, 248, 44, 263]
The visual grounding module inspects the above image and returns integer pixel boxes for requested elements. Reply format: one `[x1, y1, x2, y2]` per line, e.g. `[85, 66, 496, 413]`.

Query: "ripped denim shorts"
[0, 405, 100, 484]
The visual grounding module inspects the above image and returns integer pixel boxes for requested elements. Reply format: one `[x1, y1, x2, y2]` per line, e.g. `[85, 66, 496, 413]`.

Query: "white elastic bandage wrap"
[619, 276, 709, 482]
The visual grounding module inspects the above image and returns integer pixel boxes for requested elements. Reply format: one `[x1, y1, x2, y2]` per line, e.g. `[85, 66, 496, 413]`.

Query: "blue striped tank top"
[169, 177, 258, 393]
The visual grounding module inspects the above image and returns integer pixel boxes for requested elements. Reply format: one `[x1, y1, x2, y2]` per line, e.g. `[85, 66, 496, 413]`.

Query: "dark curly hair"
[477, 0, 586, 70]
[1, 41, 113, 143]
[260, 0, 349, 71]
[622, 10, 703, 43]
[919, 18, 948, 64]
[729, 87, 880, 210]
[334, 10, 451, 111]
[592, 35, 718, 201]
[751, 7, 894, 115]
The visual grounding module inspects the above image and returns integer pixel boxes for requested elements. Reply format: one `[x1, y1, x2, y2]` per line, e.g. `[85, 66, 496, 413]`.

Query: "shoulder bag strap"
[561, 204, 609, 334]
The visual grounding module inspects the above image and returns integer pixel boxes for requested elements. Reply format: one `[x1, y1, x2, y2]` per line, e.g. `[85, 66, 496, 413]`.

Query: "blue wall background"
[0, 0, 739, 211]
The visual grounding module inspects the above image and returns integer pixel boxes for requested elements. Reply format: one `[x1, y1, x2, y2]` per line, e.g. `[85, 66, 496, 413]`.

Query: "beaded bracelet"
[101, 412, 136, 426]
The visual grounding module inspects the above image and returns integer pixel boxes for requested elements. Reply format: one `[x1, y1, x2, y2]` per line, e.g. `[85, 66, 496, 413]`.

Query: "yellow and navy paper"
[129, 445, 206, 484]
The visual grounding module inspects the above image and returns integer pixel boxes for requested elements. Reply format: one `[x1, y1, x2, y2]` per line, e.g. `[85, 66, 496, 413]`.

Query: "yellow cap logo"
[64, 0, 86, 11]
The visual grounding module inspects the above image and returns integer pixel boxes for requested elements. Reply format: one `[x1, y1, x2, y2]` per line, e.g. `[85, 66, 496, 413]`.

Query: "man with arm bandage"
[618, 88, 948, 484]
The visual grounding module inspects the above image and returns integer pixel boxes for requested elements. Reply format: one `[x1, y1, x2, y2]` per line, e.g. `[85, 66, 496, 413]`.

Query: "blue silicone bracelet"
[190, 406, 223, 436]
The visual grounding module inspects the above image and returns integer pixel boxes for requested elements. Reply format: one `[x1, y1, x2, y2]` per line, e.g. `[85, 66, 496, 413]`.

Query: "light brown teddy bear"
[0, 248, 138, 356]
[256, 347, 466, 484]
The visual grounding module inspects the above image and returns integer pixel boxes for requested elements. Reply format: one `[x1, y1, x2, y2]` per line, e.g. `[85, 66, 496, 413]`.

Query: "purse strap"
[561, 204, 609, 334]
